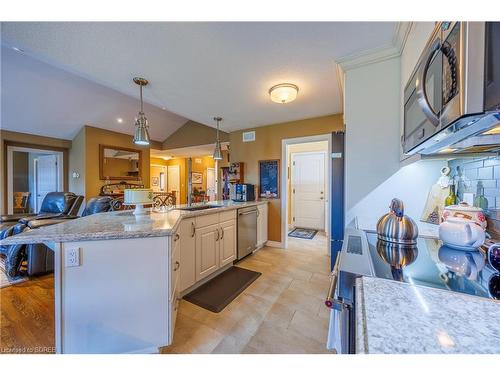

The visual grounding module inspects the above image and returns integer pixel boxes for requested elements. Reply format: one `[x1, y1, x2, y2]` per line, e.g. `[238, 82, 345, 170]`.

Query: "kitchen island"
[355, 276, 500, 354]
[0, 200, 269, 354]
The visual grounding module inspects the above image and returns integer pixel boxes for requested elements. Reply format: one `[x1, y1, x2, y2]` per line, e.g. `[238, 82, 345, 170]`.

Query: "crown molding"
[393, 22, 413, 54]
[334, 22, 413, 109]
[335, 63, 345, 114]
[335, 22, 413, 72]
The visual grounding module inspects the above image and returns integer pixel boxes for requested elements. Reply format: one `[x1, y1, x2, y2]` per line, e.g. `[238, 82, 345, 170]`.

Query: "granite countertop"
[0, 200, 268, 245]
[355, 276, 500, 354]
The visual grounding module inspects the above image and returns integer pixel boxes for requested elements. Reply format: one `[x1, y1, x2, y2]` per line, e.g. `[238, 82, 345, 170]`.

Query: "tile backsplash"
[448, 156, 500, 208]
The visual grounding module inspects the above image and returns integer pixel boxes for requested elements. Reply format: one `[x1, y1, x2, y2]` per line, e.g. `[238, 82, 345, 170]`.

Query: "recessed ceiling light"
[269, 83, 299, 104]
[12, 47, 24, 53]
[116, 118, 123, 123]
[162, 107, 166, 110]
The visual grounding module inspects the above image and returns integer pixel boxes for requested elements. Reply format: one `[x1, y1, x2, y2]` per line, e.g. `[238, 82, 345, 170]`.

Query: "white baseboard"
[266, 240, 283, 248]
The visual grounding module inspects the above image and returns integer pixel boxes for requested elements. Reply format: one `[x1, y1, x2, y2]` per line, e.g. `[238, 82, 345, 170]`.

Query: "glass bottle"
[474, 181, 489, 210]
[445, 184, 457, 207]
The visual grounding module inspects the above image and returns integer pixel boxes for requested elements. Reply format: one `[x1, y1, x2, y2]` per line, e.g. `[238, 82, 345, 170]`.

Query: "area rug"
[288, 227, 318, 240]
[183, 266, 261, 313]
[0, 257, 28, 288]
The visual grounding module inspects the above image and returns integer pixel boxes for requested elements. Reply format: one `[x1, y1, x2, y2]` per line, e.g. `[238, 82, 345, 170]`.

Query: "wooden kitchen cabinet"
[219, 219, 237, 267]
[257, 203, 268, 248]
[195, 223, 220, 281]
[179, 218, 196, 292]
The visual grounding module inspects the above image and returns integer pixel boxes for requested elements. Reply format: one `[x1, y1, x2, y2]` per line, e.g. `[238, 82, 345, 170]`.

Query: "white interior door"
[291, 152, 326, 230]
[206, 168, 216, 201]
[36, 154, 58, 211]
[167, 165, 180, 200]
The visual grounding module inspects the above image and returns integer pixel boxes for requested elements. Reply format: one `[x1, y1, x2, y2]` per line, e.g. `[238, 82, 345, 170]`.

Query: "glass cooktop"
[364, 232, 500, 300]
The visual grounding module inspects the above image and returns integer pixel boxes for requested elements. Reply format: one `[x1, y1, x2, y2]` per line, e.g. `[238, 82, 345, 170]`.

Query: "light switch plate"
[65, 247, 81, 267]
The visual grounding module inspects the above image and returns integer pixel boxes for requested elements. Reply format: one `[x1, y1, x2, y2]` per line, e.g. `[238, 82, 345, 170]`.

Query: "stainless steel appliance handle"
[416, 39, 441, 127]
[239, 210, 257, 216]
[325, 254, 342, 310]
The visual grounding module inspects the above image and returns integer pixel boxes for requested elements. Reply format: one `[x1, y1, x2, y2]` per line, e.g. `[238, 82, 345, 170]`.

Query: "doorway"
[206, 167, 216, 201]
[291, 151, 327, 230]
[167, 165, 181, 199]
[281, 135, 332, 252]
[7, 146, 64, 214]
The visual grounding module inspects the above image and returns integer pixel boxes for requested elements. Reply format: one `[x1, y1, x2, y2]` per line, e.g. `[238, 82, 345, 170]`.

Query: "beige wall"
[151, 155, 215, 204]
[1, 129, 71, 214]
[166, 158, 187, 204]
[191, 156, 216, 194]
[69, 127, 86, 196]
[229, 114, 344, 242]
[84, 126, 151, 199]
[163, 121, 229, 150]
[150, 157, 168, 192]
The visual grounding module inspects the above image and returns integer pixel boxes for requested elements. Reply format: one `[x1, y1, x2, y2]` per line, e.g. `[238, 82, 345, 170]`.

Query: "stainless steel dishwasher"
[237, 206, 257, 260]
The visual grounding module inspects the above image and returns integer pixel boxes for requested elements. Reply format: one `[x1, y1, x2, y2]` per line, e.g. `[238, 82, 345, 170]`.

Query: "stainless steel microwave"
[403, 22, 500, 155]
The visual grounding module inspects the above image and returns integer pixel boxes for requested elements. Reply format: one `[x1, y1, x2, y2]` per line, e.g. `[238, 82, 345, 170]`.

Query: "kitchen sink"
[175, 205, 223, 211]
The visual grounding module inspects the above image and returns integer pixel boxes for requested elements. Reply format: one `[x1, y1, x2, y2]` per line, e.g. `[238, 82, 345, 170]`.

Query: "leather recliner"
[0, 192, 84, 279]
[1, 196, 112, 279]
[0, 192, 83, 225]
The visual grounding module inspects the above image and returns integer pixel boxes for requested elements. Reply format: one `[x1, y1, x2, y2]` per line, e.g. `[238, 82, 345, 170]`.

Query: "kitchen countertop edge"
[0, 200, 269, 245]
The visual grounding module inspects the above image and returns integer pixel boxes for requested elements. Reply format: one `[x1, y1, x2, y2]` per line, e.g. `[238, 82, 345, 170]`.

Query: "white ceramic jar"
[439, 216, 486, 250]
[442, 202, 487, 230]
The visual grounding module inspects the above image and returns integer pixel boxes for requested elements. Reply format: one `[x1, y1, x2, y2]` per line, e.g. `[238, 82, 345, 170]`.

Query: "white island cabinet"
[56, 236, 173, 354]
[257, 203, 268, 248]
[0, 200, 268, 354]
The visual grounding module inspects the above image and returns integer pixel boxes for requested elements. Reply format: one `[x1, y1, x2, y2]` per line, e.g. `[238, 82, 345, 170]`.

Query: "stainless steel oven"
[403, 22, 500, 155]
[325, 226, 500, 353]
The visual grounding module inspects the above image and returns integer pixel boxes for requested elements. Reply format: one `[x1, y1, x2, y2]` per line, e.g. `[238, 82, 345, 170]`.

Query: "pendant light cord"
[140, 85, 144, 113]
[216, 118, 220, 141]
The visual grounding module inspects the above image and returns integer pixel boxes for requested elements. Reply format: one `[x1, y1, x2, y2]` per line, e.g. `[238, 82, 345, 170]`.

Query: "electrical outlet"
[65, 247, 81, 267]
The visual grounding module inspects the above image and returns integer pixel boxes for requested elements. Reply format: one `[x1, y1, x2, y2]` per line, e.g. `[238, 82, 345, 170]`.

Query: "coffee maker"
[232, 184, 255, 202]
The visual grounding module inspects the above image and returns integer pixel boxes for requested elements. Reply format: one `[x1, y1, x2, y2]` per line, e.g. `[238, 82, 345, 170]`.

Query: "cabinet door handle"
[221, 227, 224, 239]
[191, 222, 195, 237]
[174, 261, 180, 271]
[216, 228, 220, 241]
[174, 233, 180, 242]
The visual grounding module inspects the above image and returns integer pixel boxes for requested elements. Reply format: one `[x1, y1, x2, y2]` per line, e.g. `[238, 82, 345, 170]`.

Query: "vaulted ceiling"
[1, 22, 399, 139]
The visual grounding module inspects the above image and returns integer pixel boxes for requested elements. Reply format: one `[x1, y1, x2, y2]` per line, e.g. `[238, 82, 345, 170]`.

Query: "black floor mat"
[183, 266, 261, 313]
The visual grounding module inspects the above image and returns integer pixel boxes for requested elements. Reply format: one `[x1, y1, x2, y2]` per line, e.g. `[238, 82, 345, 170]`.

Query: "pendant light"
[133, 77, 151, 146]
[213, 116, 223, 160]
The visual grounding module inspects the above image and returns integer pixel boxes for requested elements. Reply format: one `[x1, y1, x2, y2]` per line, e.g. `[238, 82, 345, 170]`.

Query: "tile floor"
[161, 232, 333, 354]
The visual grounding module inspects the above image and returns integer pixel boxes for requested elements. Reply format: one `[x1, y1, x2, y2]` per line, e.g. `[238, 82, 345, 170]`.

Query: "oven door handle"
[416, 38, 441, 127]
[325, 254, 347, 311]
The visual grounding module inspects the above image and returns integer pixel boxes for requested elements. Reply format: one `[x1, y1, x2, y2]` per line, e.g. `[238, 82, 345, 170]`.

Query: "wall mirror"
[99, 145, 142, 180]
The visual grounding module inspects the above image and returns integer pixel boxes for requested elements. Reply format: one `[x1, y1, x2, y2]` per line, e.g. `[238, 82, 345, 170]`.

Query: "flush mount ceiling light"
[269, 83, 299, 104]
[132, 77, 151, 146]
[213, 117, 223, 160]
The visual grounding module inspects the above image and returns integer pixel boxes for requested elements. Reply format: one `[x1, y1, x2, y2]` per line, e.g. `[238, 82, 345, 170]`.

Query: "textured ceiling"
[1, 22, 397, 134]
[0, 46, 188, 140]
